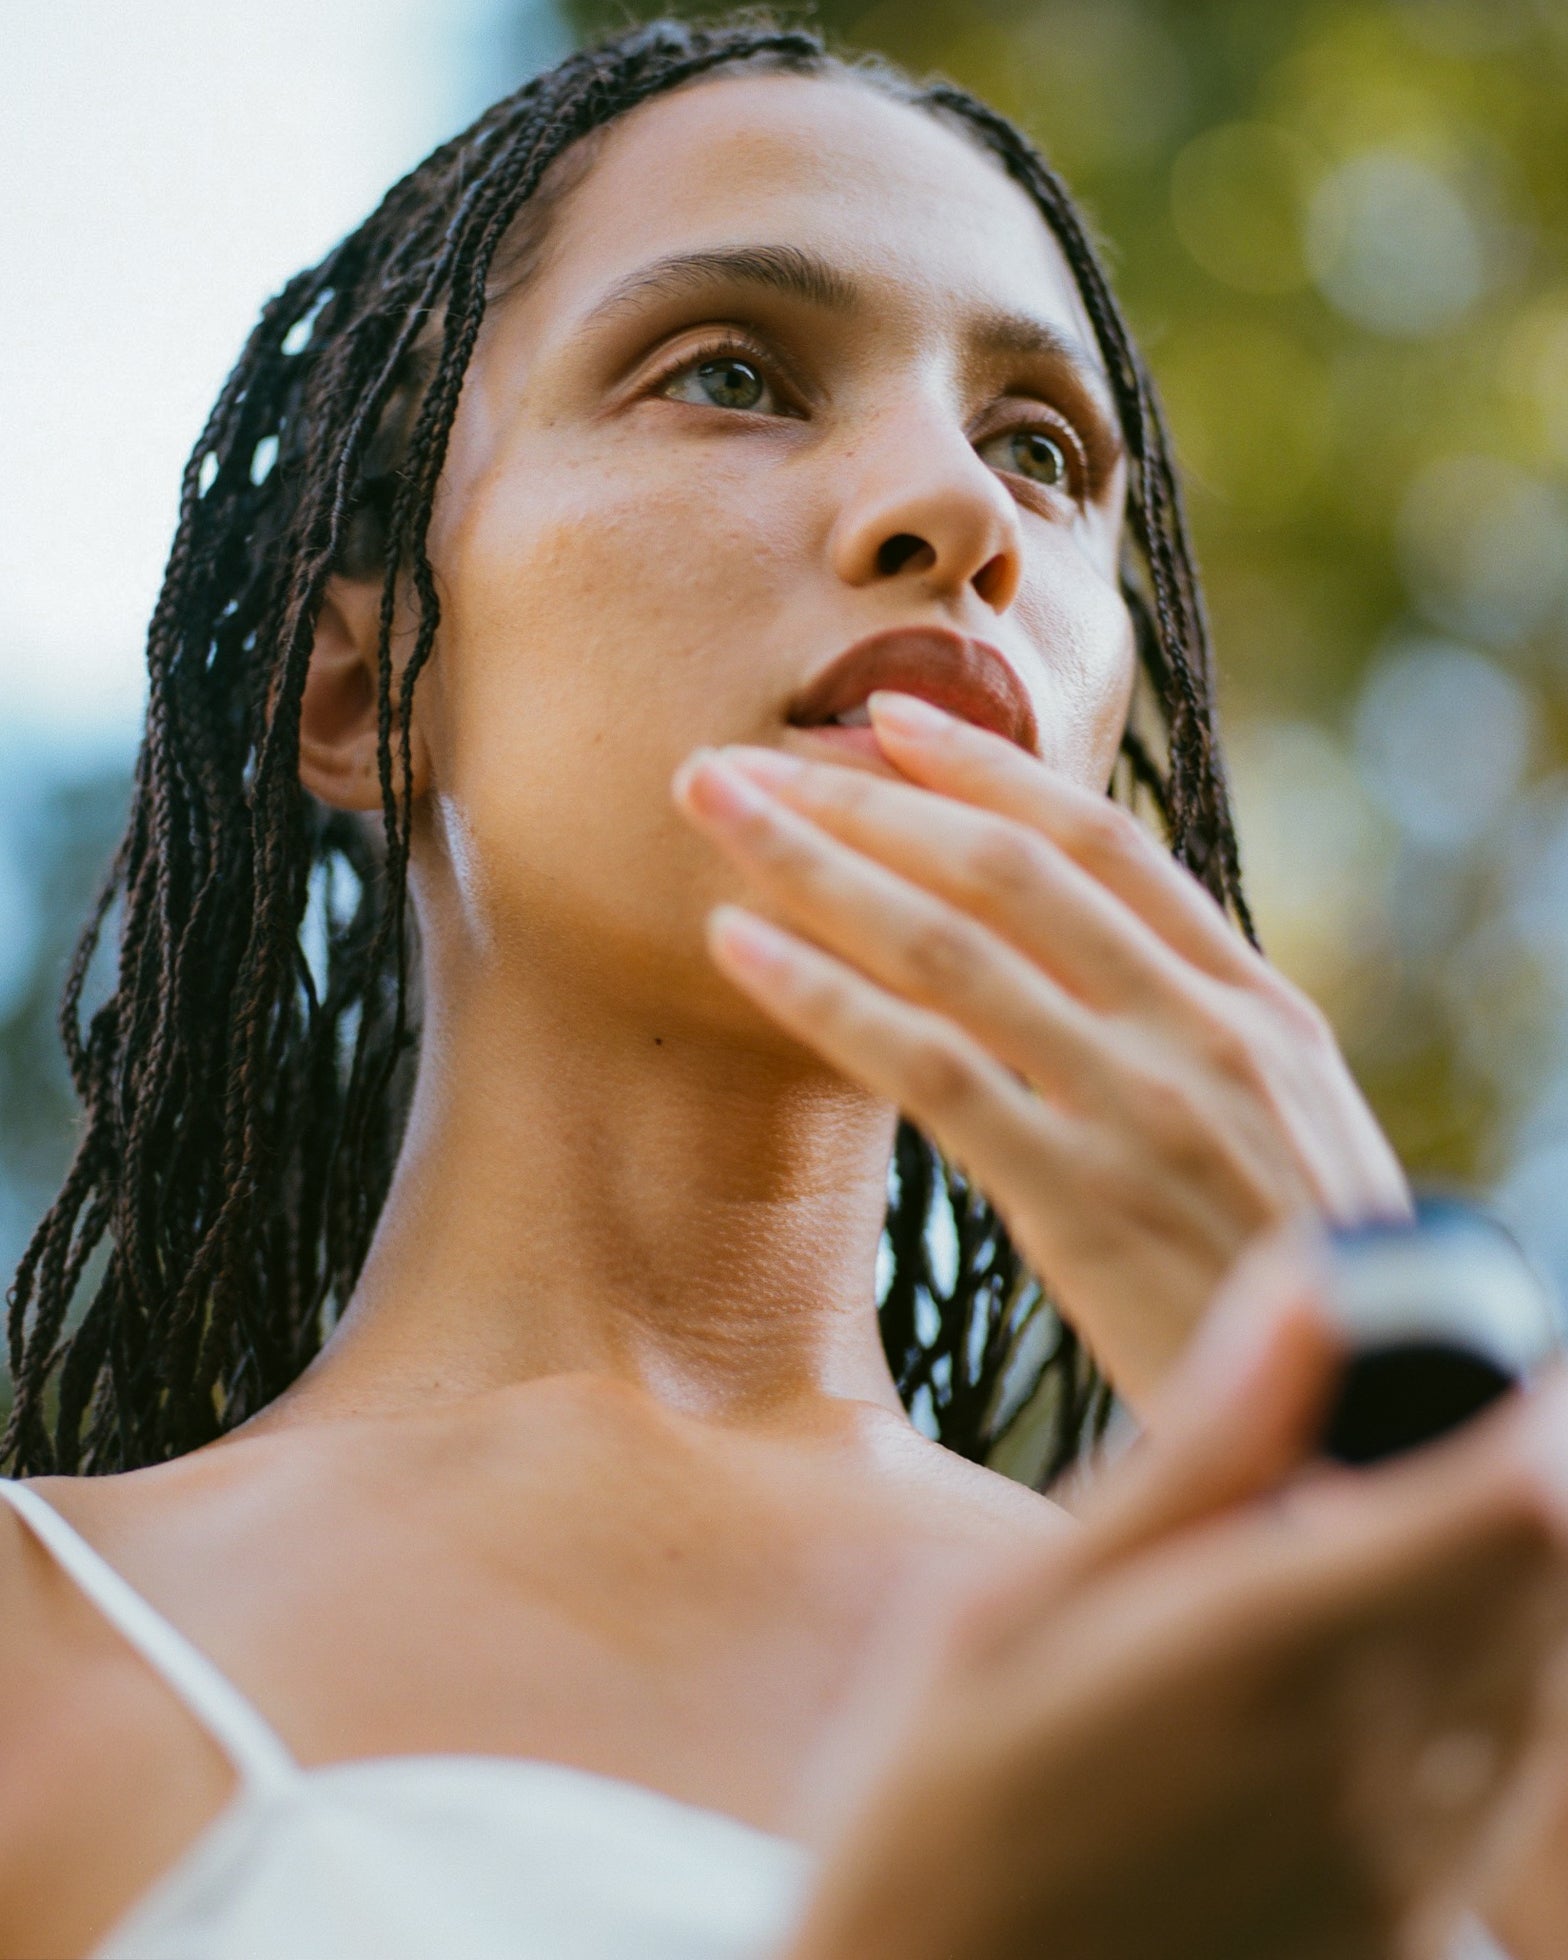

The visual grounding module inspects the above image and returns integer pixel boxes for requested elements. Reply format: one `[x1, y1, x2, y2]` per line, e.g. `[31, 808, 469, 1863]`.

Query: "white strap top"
[1, 1480, 1519, 1960]
[0, 1479, 814, 1960]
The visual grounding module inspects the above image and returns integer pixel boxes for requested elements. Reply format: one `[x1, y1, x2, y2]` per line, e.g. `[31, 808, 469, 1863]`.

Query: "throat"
[256, 964, 905, 1434]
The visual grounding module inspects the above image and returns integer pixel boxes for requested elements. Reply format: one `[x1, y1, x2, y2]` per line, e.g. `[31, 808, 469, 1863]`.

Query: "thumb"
[951, 1223, 1346, 1671]
[1072, 1221, 1345, 1573]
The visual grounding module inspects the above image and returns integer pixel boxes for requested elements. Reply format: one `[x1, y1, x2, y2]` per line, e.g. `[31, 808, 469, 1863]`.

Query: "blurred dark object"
[1320, 1198, 1557, 1463]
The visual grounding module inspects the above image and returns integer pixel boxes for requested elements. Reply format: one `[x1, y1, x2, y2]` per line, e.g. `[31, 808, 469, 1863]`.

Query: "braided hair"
[3, 15, 1254, 1480]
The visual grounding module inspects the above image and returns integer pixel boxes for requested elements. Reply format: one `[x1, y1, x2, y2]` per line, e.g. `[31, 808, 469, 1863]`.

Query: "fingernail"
[707, 903, 796, 975]
[676, 753, 773, 824]
[720, 746, 805, 788]
[670, 746, 716, 801]
[868, 691, 952, 737]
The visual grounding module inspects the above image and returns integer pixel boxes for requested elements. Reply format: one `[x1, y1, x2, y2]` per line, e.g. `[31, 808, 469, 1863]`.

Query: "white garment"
[1, 1479, 1521, 1960]
[0, 1479, 815, 1960]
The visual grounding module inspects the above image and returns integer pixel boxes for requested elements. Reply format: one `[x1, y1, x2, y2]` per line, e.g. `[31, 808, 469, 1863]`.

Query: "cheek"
[433, 438, 805, 749]
[412, 438, 808, 965]
[1012, 543, 1134, 785]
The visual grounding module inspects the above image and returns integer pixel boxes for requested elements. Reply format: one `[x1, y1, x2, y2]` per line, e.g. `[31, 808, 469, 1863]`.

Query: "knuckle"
[1266, 978, 1336, 1051]
[774, 821, 827, 876]
[796, 962, 849, 1023]
[963, 822, 1050, 909]
[1068, 1135, 1143, 1229]
[1137, 1067, 1203, 1144]
[743, 811, 812, 875]
[1063, 796, 1144, 871]
[903, 1033, 982, 1114]
[900, 911, 985, 994]
[1471, 1493, 1564, 1580]
[1193, 1000, 1271, 1091]
[1126, 1072, 1237, 1194]
[817, 769, 877, 819]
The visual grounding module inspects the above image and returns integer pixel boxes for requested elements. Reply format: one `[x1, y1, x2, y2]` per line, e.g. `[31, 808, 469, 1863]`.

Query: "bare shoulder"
[0, 1483, 115, 1936]
[0, 1471, 239, 1960]
[0, 1484, 31, 1595]
[0, 1473, 165, 1807]
[0, 1485, 70, 1745]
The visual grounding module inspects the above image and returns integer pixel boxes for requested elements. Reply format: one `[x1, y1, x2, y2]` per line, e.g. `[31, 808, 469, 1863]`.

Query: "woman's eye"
[980, 427, 1073, 490]
[663, 356, 775, 414]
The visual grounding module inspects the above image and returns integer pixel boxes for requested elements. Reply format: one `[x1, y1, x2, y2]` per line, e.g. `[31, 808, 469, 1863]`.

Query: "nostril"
[875, 533, 934, 578]
[972, 553, 1011, 608]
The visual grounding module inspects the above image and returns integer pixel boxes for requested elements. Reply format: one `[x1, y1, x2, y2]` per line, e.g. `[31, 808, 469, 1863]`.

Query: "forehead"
[522, 71, 1099, 352]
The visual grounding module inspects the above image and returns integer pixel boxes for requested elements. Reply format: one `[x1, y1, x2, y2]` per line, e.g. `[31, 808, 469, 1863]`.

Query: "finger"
[677, 752, 1128, 1110]
[1205, 1372, 1568, 1674]
[1071, 1224, 1345, 1562]
[703, 902, 1076, 1202]
[965, 1370, 1568, 1900]
[1061, 1374, 1568, 1718]
[708, 749, 1408, 1235]
[867, 689, 1262, 987]
[720, 743, 1212, 1024]
[1477, 1702, 1568, 1955]
[1305, 1398, 1568, 1897]
[986, 1235, 1568, 1662]
[849, 704, 1409, 1223]
[679, 756, 1284, 1350]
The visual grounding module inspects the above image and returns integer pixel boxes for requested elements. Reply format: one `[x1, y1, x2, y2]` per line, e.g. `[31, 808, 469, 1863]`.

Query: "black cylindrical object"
[1320, 1200, 1559, 1466]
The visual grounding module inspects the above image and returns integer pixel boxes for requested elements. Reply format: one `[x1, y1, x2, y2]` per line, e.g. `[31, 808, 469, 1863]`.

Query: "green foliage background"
[5, 0, 1568, 1380]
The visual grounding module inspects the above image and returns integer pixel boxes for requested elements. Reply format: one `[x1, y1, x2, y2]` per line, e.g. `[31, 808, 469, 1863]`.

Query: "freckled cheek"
[414, 456, 813, 931]
[430, 473, 748, 763]
[435, 441, 810, 707]
[1012, 550, 1134, 783]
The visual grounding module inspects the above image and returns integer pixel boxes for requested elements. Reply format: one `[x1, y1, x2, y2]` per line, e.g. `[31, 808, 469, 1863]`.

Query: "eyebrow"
[595, 243, 1111, 381]
[967, 309, 1111, 397]
[596, 244, 860, 318]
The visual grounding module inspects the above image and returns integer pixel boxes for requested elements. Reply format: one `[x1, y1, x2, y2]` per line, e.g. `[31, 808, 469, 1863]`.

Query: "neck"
[277, 936, 907, 1434]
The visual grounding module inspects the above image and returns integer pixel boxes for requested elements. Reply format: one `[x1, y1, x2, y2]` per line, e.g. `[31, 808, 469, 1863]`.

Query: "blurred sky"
[1, 0, 567, 747]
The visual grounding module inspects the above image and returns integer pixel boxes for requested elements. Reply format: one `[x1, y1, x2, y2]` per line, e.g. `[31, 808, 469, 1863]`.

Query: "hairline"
[490, 59, 1102, 327]
[344, 56, 1126, 583]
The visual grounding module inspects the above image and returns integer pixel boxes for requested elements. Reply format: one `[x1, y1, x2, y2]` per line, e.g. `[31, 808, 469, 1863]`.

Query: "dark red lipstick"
[788, 627, 1038, 755]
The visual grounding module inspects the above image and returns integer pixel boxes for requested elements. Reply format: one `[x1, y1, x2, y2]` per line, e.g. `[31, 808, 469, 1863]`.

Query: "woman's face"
[390, 73, 1134, 1028]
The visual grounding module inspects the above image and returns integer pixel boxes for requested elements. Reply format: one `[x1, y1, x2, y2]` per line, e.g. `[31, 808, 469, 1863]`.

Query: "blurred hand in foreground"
[786, 1231, 1568, 1960]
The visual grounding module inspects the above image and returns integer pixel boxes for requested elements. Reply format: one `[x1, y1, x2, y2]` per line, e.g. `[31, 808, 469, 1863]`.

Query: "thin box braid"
[3, 15, 1255, 1481]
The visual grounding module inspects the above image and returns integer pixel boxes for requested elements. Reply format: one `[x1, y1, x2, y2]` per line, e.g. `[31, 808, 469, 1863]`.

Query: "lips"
[787, 628, 1038, 754]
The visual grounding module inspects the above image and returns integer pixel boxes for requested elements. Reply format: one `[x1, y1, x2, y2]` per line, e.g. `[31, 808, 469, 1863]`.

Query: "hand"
[783, 1236, 1568, 1960]
[1484, 1748, 1568, 1959]
[673, 691, 1410, 1408]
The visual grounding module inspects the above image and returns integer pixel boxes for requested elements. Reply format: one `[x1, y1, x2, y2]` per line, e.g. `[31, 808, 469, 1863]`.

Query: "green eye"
[666, 357, 770, 412]
[1004, 429, 1070, 487]
[700, 359, 764, 410]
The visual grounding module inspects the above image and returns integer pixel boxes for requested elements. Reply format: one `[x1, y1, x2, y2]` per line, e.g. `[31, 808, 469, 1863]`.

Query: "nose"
[828, 402, 1024, 615]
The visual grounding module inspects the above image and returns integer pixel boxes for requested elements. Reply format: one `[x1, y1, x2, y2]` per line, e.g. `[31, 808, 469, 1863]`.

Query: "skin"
[786, 1245, 1568, 1960]
[0, 70, 1560, 1959]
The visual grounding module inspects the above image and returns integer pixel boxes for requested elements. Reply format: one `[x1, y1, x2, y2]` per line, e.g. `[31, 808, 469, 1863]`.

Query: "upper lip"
[788, 627, 1039, 754]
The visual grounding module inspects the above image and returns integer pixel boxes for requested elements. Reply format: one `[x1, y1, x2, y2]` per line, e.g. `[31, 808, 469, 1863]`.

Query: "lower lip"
[789, 724, 885, 761]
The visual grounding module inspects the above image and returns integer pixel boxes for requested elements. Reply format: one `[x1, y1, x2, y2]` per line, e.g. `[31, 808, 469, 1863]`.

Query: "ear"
[298, 575, 432, 812]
